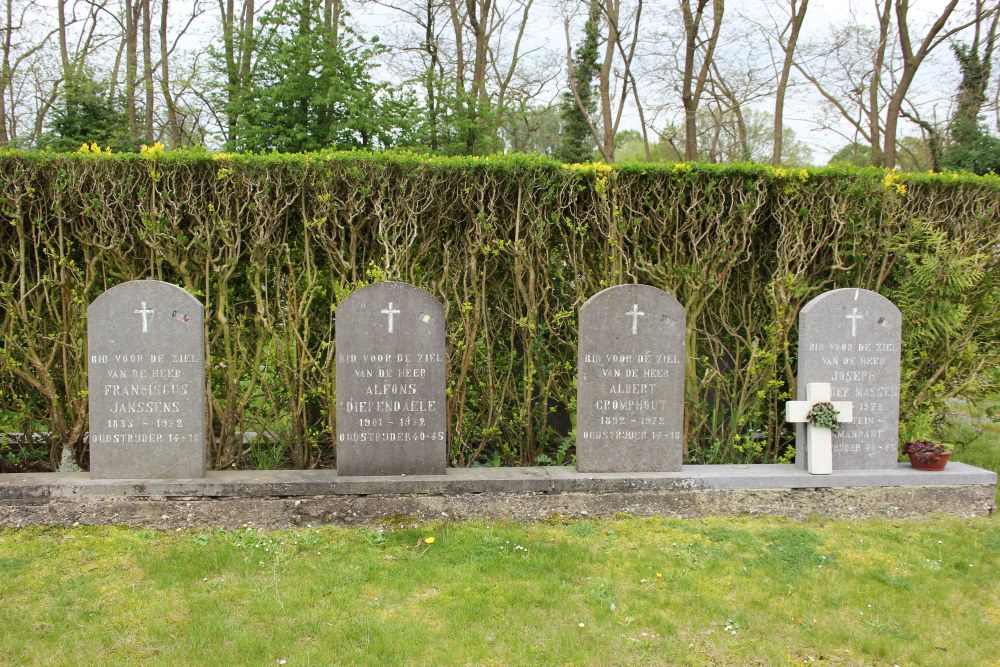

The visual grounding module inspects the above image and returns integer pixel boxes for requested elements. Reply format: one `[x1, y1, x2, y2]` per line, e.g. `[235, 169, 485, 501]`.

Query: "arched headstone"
[335, 282, 447, 476]
[88, 280, 206, 479]
[576, 284, 686, 472]
[795, 288, 901, 470]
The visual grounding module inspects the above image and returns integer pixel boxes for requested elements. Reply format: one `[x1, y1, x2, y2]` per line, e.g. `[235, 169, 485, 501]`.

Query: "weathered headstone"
[88, 280, 206, 478]
[576, 284, 686, 472]
[796, 288, 902, 470]
[335, 282, 447, 476]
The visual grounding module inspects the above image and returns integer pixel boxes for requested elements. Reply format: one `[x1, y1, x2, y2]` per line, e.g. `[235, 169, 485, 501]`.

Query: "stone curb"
[0, 463, 995, 500]
[0, 464, 995, 528]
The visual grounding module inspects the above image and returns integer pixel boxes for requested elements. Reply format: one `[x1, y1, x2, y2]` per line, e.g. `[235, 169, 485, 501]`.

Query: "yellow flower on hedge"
[562, 162, 613, 175]
[880, 169, 907, 196]
[424, 536, 435, 544]
[140, 142, 166, 158]
[75, 142, 106, 154]
[591, 162, 613, 174]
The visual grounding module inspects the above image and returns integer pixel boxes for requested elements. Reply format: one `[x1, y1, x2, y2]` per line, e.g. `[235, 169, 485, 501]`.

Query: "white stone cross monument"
[786, 383, 854, 475]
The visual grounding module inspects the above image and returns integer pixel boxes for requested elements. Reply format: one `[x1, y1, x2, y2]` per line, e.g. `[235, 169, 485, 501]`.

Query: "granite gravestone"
[88, 280, 206, 479]
[796, 288, 901, 470]
[335, 282, 447, 476]
[576, 284, 686, 472]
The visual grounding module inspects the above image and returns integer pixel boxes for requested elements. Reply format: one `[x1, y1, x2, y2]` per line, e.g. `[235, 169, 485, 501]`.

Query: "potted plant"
[902, 440, 953, 471]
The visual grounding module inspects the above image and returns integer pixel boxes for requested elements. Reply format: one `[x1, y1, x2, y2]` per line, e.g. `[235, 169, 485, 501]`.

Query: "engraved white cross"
[626, 303, 645, 335]
[134, 301, 154, 333]
[846, 307, 864, 337]
[381, 302, 401, 333]
[786, 382, 854, 475]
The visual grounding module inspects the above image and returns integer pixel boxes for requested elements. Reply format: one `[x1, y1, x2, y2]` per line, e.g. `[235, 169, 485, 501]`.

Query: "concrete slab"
[680, 463, 997, 490]
[1, 484, 995, 529]
[0, 472, 73, 501]
[2, 463, 994, 499]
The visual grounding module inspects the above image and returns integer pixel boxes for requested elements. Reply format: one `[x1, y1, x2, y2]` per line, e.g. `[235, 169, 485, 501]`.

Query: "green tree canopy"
[229, 0, 419, 153]
[940, 118, 1000, 175]
[556, 0, 601, 163]
[940, 40, 1000, 175]
[43, 72, 137, 153]
[828, 142, 871, 168]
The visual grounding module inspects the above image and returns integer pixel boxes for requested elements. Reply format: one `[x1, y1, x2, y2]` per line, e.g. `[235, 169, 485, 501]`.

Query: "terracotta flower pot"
[907, 451, 951, 471]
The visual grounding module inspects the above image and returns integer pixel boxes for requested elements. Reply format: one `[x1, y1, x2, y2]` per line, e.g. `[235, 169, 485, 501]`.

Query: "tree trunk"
[425, 0, 439, 150]
[142, 0, 155, 142]
[881, 0, 960, 168]
[866, 0, 892, 166]
[680, 0, 723, 161]
[56, 0, 71, 76]
[160, 0, 183, 146]
[950, 1, 998, 137]
[126, 0, 140, 138]
[468, 0, 490, 105]
[0, 92, 7, 147]
[0, 0, 12, 146]
[772, 0, 808, 166]
[464, 0, 492, 152]
[598, 0, 618, 161]
[219, 0, 256, 142]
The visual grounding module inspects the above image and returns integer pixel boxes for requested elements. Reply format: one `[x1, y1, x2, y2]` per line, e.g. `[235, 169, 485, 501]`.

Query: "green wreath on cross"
[806, 402, 841, 433]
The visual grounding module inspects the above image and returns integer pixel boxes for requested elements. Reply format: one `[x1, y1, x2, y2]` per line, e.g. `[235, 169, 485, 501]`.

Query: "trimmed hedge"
[1, 149, 997, 469]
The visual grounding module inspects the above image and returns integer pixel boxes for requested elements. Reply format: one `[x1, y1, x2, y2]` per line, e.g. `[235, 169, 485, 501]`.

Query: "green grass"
[2, 400, 997, 664]
[944, 394, 1000, 505]
[1, 516, 998, 666]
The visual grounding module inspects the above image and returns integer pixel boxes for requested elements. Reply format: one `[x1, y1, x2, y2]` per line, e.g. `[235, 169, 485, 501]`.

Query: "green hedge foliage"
[1, 149, 997, 469]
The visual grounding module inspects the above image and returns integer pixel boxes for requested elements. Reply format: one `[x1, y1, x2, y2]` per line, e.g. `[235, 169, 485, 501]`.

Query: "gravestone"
[335, 282, 447, 476]
[576, 284, 686, 472]
[88, 280, 206, 478]
[796, 288, 901, 470]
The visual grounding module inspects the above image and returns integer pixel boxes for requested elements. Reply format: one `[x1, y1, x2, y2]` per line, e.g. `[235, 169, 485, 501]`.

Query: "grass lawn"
[2, 397, 997, 665]
[946, 394, 1000, 506]
[1, 514, 998, 666]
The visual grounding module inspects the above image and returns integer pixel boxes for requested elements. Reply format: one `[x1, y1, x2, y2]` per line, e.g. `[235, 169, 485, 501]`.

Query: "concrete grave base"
[1, 464, 995, 529]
